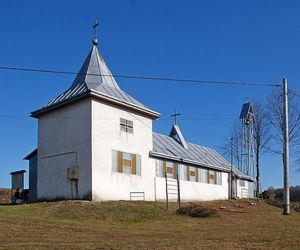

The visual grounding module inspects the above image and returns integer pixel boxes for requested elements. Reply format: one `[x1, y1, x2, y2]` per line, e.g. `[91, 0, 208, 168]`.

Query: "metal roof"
[232, 168, 253, 181]
[151, 131, 253, 180]
[152, 132, 231, 171]
[31, 45, 160, 119]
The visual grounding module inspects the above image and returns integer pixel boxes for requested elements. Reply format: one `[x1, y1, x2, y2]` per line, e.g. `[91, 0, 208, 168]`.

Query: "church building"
[25, 26, 254, 202]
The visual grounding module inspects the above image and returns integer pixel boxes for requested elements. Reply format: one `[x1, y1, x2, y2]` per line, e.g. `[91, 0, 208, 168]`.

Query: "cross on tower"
[171, 110, 181, 125]
[92, 20, 99, 45]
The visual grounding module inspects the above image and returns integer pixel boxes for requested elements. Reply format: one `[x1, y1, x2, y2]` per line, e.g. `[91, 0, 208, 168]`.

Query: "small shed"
[10, 170, 26, 190]
[10, 170, 27, 203]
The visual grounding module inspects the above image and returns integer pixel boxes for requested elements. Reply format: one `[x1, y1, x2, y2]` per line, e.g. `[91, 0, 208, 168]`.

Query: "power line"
[0, 66, 281, 87]
[0, 114, 236, 121]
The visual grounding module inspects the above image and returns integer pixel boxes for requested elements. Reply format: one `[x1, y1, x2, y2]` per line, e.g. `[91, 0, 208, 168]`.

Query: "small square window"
[120, 118, 133, 133]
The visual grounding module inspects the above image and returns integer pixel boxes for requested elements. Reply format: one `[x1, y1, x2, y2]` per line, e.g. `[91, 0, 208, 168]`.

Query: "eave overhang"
[31, 90, 160, 120]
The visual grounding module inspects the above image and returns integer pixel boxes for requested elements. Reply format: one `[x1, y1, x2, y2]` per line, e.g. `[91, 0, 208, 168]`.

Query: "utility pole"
[283, 78, 290, 215]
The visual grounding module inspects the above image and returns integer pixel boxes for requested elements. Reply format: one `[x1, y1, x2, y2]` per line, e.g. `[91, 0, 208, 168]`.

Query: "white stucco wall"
[91, 98, 156, 201]
[35, 95, 238, 202]
[154, 172, 229, 201]
[37, 99, 92, 200]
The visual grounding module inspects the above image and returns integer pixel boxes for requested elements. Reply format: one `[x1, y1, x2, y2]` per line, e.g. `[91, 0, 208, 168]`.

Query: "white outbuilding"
[25, 29, 254, 202]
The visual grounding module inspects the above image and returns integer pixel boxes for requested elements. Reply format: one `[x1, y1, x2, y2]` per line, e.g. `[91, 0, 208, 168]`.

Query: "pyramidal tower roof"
[31, 24, 160, 119]
[71, 45, 121, 91]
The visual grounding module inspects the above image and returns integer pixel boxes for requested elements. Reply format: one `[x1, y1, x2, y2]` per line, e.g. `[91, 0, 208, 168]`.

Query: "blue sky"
[0, 0, 300, 189]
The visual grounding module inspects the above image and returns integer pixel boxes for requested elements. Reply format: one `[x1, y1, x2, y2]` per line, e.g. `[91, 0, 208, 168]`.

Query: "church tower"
[32, 22, 160, 201]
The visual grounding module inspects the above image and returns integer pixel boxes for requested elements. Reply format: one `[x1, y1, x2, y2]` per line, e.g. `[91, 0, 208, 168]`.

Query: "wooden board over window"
[155, 161, 223, 186]
[164, 161, 176, 179]
[208, 170, 216, 184]
[112, 150, 141, 176]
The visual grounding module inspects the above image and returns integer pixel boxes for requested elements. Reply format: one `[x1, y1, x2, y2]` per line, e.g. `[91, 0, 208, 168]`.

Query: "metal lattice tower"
[239, 103, 255, 177]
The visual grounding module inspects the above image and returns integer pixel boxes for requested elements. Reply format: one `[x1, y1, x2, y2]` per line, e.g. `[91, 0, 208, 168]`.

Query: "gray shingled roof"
[151, 132, 253, 180]
[31, 45, 159, 118]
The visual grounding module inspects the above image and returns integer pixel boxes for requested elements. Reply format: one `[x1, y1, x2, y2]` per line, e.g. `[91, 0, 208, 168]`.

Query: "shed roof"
[31, 44, 160, 119]
[10, 170, 26, 175]
[24, 149, 37, 160]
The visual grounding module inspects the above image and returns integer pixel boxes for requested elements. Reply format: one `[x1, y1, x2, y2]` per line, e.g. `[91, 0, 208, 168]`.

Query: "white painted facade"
[31, 39, 255, 202]
[34, 97, 236, 202]
[91, 98, 156, 201]
[37, 99, 92, 200]
[155, 172, 229, 201]
[35, 97, 254, 201]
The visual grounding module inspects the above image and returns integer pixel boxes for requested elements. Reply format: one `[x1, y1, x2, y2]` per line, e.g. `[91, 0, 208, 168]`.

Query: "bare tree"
[267, 88, 300, 164]
[220, 120, 242, 169]
[252, 102, 272, 197]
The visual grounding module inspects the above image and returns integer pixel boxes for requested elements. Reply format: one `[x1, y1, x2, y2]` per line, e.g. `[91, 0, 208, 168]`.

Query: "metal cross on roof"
[92, 20, 99, 45]
[171, 110, 181, 125]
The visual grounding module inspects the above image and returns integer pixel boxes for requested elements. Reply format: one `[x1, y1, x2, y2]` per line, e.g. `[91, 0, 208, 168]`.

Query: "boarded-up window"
[208, 170, 216, 184]
[166, 161, 176, 179]
[199, 168, 208, 183]
[188, 166, 198, 182]
[112, 150, 141, 176]
[120, 118, 133, 133]
[155, 160, 176, 179]
[123, 152, 132, 174]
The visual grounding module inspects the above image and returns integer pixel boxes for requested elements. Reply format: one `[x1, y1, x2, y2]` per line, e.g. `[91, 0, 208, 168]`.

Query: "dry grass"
[0, 188, 11, 204]
[0, 199, 300, 249]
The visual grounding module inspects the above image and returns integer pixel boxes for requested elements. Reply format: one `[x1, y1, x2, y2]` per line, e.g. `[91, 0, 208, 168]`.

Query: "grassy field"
[0, 199, 299, 249]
